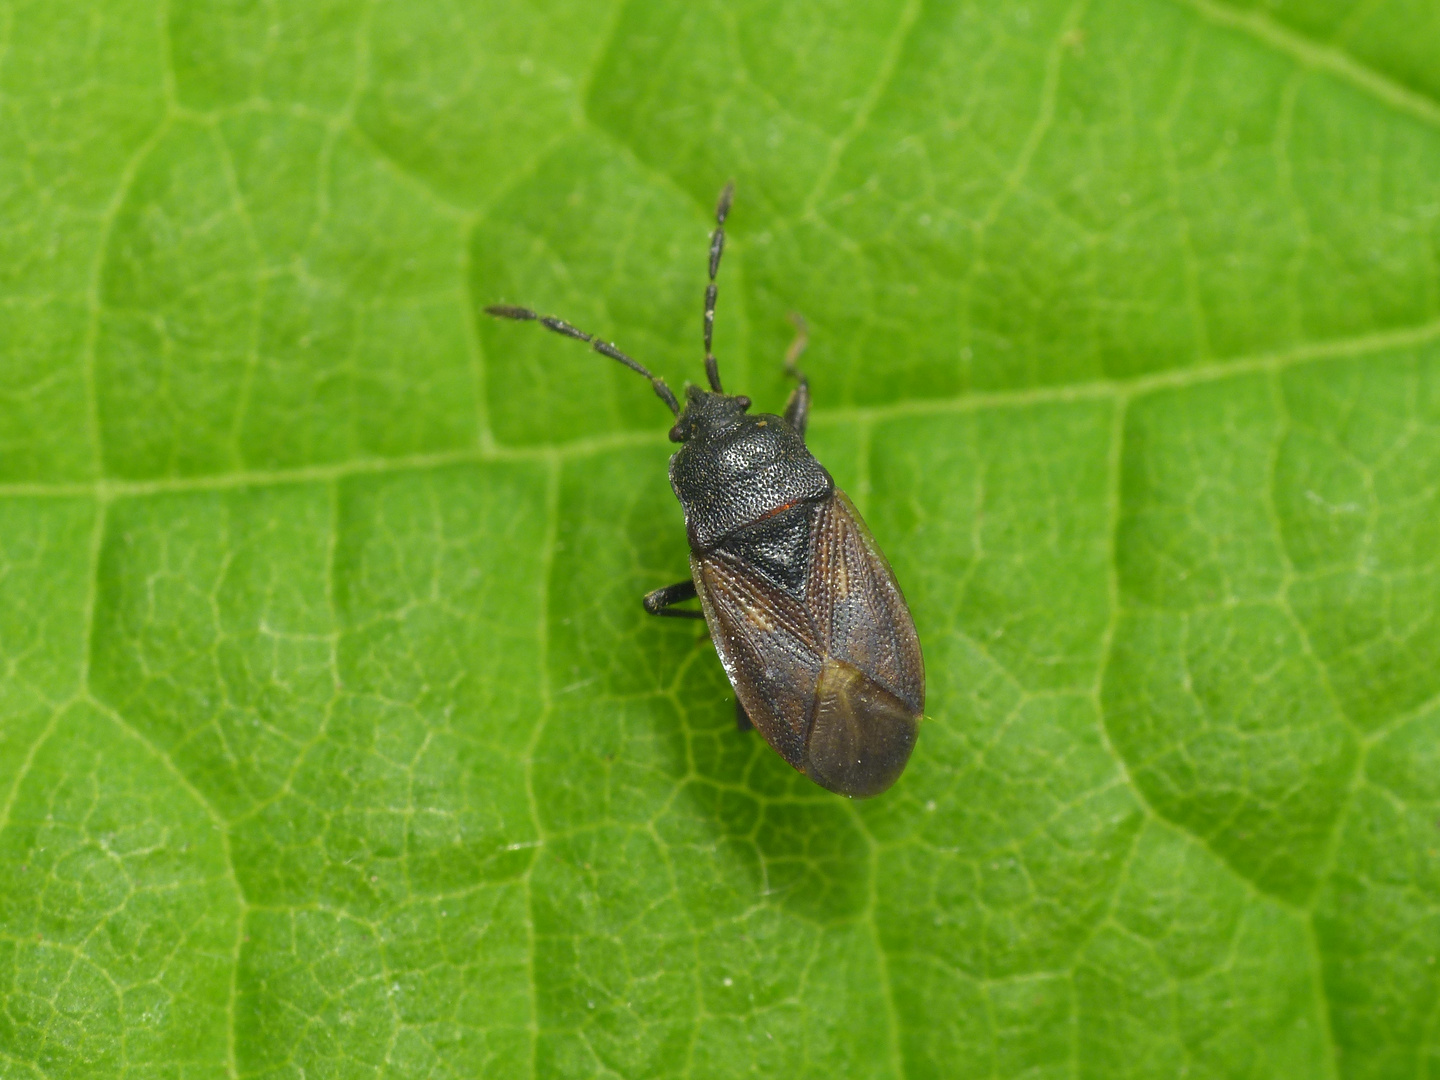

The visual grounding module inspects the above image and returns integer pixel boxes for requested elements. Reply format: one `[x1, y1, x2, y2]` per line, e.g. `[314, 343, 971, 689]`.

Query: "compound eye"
[668, 423, 684, 443]
[735, 395, 752, 410]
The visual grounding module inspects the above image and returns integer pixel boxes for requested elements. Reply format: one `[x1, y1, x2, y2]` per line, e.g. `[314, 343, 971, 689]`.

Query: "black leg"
[703, 183, 734, 393]
[782, 312, 810, 439]
[735, 697, 754, 732]
[643, 579, 704, 619]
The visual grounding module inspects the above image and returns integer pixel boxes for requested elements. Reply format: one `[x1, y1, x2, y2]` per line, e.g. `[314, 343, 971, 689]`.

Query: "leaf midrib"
[6, 311, 1438, 500]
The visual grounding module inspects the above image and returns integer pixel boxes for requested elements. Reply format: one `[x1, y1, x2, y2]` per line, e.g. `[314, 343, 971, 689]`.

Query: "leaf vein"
[1183, 0, 1440, 131]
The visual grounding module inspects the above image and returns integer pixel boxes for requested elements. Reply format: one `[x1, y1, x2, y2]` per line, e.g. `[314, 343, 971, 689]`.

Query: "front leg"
[642, 579, 704, 619]
[782, 312, 810, 439]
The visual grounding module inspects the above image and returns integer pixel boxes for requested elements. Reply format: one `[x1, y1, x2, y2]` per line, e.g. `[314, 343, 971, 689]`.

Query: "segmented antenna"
[484, 305, 680, 417]
[702, 182, 734, 394]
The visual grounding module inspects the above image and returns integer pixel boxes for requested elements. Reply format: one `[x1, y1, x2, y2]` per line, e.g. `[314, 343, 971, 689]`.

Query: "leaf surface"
[3, 0, 1440, 1075]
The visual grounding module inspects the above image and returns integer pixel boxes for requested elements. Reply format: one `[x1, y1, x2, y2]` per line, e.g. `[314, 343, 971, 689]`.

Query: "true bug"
[486, 185, 924, 797]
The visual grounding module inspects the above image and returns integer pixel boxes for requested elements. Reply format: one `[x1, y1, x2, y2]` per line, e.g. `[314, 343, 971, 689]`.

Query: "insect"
[486, 185, 924, 797]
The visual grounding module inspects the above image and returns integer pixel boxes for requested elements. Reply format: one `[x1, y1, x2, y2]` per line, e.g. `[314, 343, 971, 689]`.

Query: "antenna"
[702, 182, 734, 393]
[483, 305, 680, 417]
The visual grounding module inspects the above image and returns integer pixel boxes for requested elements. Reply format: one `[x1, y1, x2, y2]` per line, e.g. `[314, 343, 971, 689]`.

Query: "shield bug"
[486, 184, 924, 797]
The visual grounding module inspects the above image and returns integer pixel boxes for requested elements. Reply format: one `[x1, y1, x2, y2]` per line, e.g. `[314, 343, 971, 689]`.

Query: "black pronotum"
[487, 185, 924, 797]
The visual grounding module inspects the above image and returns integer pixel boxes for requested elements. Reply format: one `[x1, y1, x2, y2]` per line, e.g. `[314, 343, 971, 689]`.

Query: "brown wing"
[695, 491, 924, 798]
[806, 656, 920, 797]
[691, 551, 822, 770]
[800, 491, 924, 796]
[806, 491, 924, 714]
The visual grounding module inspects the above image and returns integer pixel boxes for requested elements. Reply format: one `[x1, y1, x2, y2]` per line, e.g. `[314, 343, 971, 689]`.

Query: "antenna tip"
[485, 304, 536, 321]
[715, 182, 735, 222]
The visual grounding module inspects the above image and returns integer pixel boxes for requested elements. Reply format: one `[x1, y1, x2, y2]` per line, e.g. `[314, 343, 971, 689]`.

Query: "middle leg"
[643, 579, 704, 619]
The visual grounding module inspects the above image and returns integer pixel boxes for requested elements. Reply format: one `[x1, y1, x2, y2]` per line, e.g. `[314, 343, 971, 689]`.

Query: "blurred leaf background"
[3, 0, 1440, 1076]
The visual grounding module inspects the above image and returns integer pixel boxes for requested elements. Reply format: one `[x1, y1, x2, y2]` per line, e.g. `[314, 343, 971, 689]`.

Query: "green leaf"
[3, 0, 1439, 1075]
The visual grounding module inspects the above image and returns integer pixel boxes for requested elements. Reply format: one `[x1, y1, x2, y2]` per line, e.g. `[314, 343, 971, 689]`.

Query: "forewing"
[805, 658, 919, 798]
[806, 491, 924, 714]
[692, 551, 823, 769]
